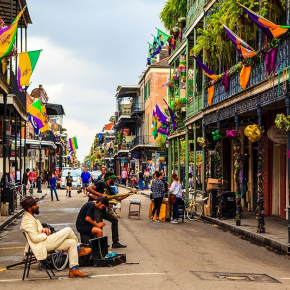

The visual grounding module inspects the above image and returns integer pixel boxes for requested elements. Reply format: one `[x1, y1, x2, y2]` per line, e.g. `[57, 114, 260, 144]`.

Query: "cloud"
[26, 0, 166, 161]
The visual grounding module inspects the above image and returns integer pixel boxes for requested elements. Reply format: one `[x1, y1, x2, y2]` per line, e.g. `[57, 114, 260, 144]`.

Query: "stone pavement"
[0, 186, 48, 231]
[123, 185, 290, 255]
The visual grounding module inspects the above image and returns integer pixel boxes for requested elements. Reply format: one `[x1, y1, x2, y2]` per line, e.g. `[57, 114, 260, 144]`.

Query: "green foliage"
[156, 135, 167, 152]
[115, 132, 126, 144]
[159, 0, 187, 31]
[191, 0, 286, 71]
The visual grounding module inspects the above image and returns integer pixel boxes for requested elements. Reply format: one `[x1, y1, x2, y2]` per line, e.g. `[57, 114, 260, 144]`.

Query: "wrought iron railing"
[118, 108, 131, 117]
[185, 0, 207, 33]
[131, 102, 144, 115]
[186, 91, 203, 119]
[130, 135, 154, 148]
[10, 71, 26, 110]
[117, 142, 131, 151]
[204, 37, 290, 108]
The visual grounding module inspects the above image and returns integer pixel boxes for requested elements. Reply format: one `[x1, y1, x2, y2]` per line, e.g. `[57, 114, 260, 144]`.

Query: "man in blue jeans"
[81, 168, 91, 197]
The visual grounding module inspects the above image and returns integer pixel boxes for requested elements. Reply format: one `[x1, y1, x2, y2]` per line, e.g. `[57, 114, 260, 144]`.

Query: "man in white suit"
[20, 196, 91, 278]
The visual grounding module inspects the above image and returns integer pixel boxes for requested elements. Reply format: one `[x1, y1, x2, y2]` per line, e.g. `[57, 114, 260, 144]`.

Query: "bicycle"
[185, 189, 206, 221]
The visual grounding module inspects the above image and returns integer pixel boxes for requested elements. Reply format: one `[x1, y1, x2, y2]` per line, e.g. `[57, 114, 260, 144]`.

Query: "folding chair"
[22, 233, 55, 280]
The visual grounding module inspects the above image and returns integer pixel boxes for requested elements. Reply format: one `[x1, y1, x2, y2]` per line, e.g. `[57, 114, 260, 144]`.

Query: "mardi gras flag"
[28, 114, 40, 135]
[193, 56, 218, 81]
[69, 137, 78, 150]
[223, 24, 257, 59]
[40, 105, 49, 133]
[153, 36, 162, 54]
[17, 50, 42, 92]
[27, 99, 44, 129]
[237, 2, 289, 39]
[0, 9, 24, 59]
[147, 43, 156, 65]
[151, 106, 158, 139]
[163, 98, 177, 131]
[156, 28, 170, 46]
[155, 105, 169, 135]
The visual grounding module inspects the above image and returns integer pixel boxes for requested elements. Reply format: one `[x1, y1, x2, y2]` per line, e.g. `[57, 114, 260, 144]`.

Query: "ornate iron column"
[286, 90, 290, 242]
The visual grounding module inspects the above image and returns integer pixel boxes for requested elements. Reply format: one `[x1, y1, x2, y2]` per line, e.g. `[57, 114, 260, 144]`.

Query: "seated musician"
[86, 172, 128, 248]
[76, 197, 109, 238]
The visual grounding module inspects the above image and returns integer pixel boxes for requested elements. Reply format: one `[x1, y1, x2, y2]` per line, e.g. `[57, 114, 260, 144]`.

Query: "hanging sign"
[267, 125, 287, 144]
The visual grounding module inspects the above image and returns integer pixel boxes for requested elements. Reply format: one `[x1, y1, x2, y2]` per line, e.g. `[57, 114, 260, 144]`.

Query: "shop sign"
[267, 125, 287, 144]
[29, 144, 41, 149]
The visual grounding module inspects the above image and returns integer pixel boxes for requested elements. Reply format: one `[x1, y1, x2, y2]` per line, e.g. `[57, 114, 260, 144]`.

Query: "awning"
[17, 138, 57, 150]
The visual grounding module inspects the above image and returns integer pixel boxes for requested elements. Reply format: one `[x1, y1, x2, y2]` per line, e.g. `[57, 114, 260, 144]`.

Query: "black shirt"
[138, 172, 144, 180]
[66, 176, 73, 185]
[88, 181, 115, 202]
[76, 201, 95, 231]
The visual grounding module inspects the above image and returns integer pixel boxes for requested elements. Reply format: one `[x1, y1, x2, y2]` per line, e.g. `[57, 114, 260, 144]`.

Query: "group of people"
[19, 166, 128, 278]
[149, 172, 183, 224]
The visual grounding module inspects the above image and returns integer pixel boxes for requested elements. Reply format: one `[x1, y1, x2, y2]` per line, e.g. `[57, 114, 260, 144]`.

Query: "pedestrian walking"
[120, 167, 128, 186]
[169, 173, 183, 224]
[22, 168, 30, 195]
[149, 171, 165, 222]
[80, 168, 91, 197]
[49, 173, 60, 201]
[144, 169, 149, 190]
[137, 168, 144, 190]
[66, 172, 73, 197]
[16, 168, 21, 183]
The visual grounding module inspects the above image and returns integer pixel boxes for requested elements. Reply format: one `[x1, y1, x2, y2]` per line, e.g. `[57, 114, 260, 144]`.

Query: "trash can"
[222, 191, 236, 218]
[3, 188, 16, 214]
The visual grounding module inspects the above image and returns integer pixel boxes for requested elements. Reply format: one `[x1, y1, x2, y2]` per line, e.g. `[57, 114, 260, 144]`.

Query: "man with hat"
[20, 196, 91, 278]
[86, 172, 127, 248]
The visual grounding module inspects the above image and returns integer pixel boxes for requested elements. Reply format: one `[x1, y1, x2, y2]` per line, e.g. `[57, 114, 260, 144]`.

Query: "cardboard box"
[206, 178, 219, 190]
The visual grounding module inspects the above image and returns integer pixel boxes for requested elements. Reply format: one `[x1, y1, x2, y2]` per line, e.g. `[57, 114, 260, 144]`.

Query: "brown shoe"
[78, 247, 91, 257]
[69, 269, 88, 278]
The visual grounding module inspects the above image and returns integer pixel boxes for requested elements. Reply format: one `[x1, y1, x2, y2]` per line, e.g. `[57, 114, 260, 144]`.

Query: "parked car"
[60, 169, 82, 189]
[91, 171, 102, 181]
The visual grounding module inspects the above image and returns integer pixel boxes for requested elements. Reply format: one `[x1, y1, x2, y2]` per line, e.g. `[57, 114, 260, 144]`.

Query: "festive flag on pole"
[40, 105, 49, 133]
[147, 43, 156, 66]
[155, 104, 169, 135]
[28, 114, 40, 135]
[27, 99, 44, 129]
[69, 137, 78, 150]
[151, 106, 158, 139]
[152, 35, 162, 53]
[17, 50, 42, 92]
[193, 56, 218, 81]
[0, 8, 25, 59]
[162, 98, 177, 131]
[223, 24, 257, 58]
[156, 28, 170, 46]
[237, 2, 289, 39]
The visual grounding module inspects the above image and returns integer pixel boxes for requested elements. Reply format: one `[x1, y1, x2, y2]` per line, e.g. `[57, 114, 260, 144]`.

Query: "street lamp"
[37, 134, 43, 193]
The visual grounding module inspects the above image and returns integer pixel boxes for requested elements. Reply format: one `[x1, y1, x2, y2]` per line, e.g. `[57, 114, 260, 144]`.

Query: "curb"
[201, 215, 290, 255]
[0, 193, 47, 232]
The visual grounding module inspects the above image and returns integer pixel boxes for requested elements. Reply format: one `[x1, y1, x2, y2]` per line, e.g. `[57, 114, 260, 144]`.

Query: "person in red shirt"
[29, 168, 37, 188]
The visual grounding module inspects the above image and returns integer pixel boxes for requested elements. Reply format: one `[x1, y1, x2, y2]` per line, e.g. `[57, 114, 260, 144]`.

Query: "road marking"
[0, 277, 49, 282]
[90, 272, 164, 278]
[0, 246, 25, 250]
[280, 278, 290, 279]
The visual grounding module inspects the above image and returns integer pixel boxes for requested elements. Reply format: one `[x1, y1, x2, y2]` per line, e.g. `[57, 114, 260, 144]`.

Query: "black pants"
[95, 209, 119, 243]
[151, 197, 163, 218]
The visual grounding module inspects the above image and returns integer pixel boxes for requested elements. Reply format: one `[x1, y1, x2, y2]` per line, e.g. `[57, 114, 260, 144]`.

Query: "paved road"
[1, 187, 290, 290]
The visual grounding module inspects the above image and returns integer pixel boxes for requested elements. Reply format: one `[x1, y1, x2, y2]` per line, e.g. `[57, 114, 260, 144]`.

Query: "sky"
[26, 0, 166, 162]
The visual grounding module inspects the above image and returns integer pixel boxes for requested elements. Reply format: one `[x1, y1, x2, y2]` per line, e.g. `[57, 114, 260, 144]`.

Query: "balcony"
[186, 91, 203, 119]
[118, 108, 131, 118]
[130, 135, 158, 149]
[185, 0, 207, 34]
[117, 142, 131, 151]
[131, 102, 145, 116]
[204, 37, 290, 108]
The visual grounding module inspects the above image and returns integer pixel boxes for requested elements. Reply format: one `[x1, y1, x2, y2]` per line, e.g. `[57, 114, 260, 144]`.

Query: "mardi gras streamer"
[275, 113, 290, 131]
[244, 124, 261, 142]
[226, 129, 238, 140]
[257, 127, 265, 233]
[231, 131, 243, 221]
[214, 133, 223, 219]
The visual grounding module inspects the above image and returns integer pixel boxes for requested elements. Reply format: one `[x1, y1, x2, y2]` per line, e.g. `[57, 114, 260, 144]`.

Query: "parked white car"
[60, 169, 82, 189]
[91, 171, 102, 181]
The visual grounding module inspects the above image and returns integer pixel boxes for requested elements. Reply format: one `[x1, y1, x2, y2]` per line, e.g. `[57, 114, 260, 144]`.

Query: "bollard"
[37, 176, 42, 193]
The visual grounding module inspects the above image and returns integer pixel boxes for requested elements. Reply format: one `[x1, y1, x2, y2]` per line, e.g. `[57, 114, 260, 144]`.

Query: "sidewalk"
[0, 187, 48, 231]
[131, 186, 290, 255]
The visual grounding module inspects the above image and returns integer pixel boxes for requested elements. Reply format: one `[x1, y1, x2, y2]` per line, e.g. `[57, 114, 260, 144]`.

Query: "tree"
[159, 0, 187, 31]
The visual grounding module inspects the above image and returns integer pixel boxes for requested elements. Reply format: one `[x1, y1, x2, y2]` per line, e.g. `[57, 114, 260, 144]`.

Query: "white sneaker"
[171, 220, 178, 224]
[155, 219, 161, 223]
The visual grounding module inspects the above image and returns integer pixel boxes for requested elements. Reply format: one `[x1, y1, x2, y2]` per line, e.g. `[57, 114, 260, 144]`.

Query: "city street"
[0, 187, 290, 289]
